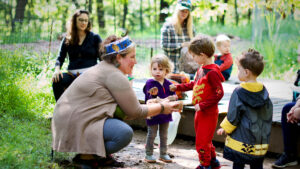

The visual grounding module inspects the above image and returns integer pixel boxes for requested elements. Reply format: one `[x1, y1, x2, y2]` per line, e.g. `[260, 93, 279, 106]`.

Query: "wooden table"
[129, 78, 300, 157]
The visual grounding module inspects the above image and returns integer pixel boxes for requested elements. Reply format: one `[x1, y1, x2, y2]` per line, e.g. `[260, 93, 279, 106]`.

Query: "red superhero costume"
[176, 64, 224, 167]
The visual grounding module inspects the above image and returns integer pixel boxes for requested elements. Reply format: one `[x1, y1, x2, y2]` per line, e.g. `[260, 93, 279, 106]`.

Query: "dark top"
[223, 86, 273, 164]
[55, 31, 102, 70]
[143, 79, 175, 126]
[294, 70, 300, 86]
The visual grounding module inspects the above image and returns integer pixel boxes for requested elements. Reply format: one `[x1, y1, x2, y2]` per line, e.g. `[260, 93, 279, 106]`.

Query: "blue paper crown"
[105, 36, 133, 55]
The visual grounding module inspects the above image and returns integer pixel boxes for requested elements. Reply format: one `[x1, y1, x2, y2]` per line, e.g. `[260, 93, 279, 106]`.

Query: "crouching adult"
[51, 35, 180, 168]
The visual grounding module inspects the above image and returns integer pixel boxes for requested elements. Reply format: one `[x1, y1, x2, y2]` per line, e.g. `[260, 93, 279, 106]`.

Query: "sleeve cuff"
[220, 116, 237, 134]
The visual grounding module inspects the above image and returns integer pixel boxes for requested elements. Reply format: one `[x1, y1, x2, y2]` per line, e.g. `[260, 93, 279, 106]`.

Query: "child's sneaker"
[159, 154, 172, 163]
[145, 155, 156, 163]
[211, 158, 221, 169]
[272, 153, 298, 168]
[196, 164, 212, 169]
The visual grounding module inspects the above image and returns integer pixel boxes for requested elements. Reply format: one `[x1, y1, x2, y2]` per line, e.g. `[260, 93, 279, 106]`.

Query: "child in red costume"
[170, 35, 224, 169]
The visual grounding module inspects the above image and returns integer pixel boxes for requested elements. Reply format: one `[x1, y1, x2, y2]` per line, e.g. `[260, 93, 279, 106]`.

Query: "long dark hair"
[65, 9, 91, 45]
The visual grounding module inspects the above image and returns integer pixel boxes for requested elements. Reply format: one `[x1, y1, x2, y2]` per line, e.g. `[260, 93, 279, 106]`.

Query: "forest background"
[0, 0, 299, 168]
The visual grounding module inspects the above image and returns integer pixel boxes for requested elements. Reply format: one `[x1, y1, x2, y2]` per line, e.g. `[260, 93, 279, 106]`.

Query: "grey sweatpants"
[145, 122, 169, 156]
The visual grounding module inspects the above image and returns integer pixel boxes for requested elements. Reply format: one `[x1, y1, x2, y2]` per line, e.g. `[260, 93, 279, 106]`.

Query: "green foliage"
[252, 4, 300, 78]
[0, 48, 65, 168]
[195, 23, 252, 40]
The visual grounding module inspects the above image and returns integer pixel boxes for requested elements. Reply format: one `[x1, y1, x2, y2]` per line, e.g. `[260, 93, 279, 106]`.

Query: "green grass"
[0, 49, 70, 168]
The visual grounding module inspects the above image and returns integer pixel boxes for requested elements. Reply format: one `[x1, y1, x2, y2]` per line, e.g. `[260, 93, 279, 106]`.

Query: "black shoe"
[272, 153, 298, 168]
[72, 154, 99, 169]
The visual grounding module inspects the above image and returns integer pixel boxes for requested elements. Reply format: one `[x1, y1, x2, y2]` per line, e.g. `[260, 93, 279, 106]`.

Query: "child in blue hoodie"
[217, 48, 273, 169]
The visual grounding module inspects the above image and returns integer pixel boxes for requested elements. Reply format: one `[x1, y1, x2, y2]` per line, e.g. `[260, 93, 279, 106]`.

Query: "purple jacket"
[143, 78, 175, 126]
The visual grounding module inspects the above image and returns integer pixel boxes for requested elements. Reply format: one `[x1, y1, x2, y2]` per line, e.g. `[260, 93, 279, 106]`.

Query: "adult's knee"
[120, 125, 133, 145]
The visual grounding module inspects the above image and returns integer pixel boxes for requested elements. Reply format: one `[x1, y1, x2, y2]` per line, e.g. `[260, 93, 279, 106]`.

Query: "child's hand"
[217, 128, 226, 135]
[148, 87, 158, 96]
[169, 84, 177, 92]
[194, 104, 200, 112]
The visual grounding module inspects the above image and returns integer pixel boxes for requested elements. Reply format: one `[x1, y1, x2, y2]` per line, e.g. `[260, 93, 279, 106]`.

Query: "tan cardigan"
[52, 61, 148, 157]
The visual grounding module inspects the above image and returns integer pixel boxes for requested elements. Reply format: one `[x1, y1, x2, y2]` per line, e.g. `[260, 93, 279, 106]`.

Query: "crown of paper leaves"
[105, 36, 133, 55]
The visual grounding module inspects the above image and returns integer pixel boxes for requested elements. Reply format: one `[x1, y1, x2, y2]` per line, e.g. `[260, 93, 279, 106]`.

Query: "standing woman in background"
[52, 9, 102, 101]
[161, 0, 195, 73]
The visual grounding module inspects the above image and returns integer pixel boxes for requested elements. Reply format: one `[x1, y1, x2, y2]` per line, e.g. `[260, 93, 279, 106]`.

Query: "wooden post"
[150, 47, 153, 59]
[113, 0, 116, 34]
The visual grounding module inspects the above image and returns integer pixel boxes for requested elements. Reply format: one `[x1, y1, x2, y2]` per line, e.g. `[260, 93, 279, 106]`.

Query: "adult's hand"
[52, 66, 63, 83]
[287, 107, 300, 123]
[161, 100, 181, 114]
[181, 42, 190, 48]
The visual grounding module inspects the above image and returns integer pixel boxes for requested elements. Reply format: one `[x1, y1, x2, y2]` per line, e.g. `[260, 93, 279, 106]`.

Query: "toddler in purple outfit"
[143, 54, 177, 163]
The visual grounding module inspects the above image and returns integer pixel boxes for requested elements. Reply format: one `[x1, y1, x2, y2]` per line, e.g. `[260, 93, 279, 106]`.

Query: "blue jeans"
[103, 118, 133, 155]
[281, 102, 299, 155]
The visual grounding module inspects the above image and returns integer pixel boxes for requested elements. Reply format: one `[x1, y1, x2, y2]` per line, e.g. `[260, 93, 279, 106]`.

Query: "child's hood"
[236, 82, 270, 108]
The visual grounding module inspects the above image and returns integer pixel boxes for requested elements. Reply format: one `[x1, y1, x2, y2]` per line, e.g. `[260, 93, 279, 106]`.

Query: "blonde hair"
[151, 54, 174, 74]
[189, 35, 215, 57]
[216, 34, 230, 47]
[168, 8, 193, 39]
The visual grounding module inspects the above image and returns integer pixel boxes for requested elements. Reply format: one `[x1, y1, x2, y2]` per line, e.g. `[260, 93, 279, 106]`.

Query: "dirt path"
[105, 129, 299, 169]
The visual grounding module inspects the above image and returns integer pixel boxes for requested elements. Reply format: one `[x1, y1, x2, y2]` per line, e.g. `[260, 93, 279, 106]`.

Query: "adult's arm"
[94, 33, 102, 61]
[106, 72, 177, 120]
[55, 37, 68, 68]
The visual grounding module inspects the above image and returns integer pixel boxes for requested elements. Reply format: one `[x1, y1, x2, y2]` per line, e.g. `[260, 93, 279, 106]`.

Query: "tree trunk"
[290, 4, 294, 20]
[139, 0, 143, 31]
[234, 0, 239, 26]
[72, 0, 80, 9]
[61, 7, 69, 33]
[159, 0, 169, 23]
[12, 0, 28, 32]
[122, 0, 128, 29]
[248, 8, 252, 24]
[88, 0, 92, 13]
[220, 0, 228, 25]
[96, 0, 105, 28]
[113, 0, 116, 33]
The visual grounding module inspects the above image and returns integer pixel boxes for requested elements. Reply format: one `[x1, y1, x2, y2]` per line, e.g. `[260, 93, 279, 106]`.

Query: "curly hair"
[237, 48, 265, 76]
[151, 54, 174, 74]
[65, 9, 92, 45]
